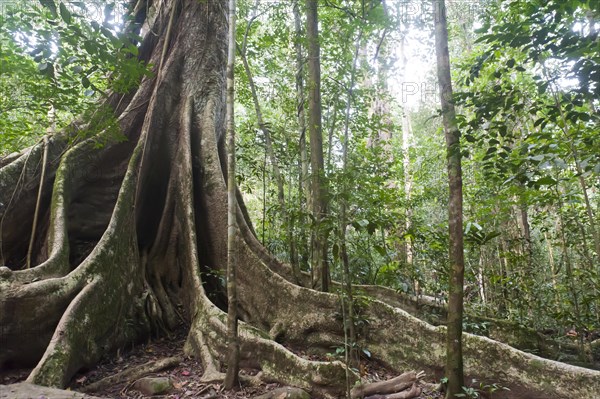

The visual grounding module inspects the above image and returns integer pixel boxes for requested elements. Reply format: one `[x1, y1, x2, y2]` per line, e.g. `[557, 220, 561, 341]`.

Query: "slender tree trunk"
[546, 76, 600, 267]
[340, 27, 363, 368]
[26, 136, 49, 269]
[238, 48, 301, 282]
[294, 0, 311, 272]
[576, 174, 600, 264]
[557, 200, 586, 359]
[544, 230, 560, 311]
[306, 0, 329, 292]
[224, 0, 239, 388]
[498, 236, 510, 315]
[477, 250, 486, 305]
[238, 55, 284, 208]
[326, 104, 338, 171]
[517, 194, 533, 262]
[432, 1, 465, 396]
[399, 36, 415, 293]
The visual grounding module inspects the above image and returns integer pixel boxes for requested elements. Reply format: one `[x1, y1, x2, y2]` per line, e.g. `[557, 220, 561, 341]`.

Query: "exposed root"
[197, 107, 600, 398]
[185, 330, 225, 384]
[26, 136, 148, 387]
[80, 356, 182, 393]
[0, 382, 103, 399]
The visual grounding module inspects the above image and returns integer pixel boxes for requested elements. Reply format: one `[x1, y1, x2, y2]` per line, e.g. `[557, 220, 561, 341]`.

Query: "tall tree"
[293, 0, 311, 271]
[306, 0, 329, 291]
[224, 0, 240, 388]
[237, 4, 301, 283]
[432, 0, 465, 396]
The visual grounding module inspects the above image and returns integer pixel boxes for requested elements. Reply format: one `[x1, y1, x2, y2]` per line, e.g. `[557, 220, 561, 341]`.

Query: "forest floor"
[0, 328, 444, 398]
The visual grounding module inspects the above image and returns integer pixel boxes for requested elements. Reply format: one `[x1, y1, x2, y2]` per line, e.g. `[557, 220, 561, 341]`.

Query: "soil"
[1, 328, 445, 398]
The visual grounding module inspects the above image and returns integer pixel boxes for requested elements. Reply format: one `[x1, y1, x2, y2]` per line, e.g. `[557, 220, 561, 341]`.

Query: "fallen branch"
[81, 355, 182, 393]
[365, 383, 421, 399]
[351, 371, 424, 399]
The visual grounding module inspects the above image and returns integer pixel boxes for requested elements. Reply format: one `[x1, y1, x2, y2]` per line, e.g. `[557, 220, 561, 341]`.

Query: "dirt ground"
[1, 329, 444, 398]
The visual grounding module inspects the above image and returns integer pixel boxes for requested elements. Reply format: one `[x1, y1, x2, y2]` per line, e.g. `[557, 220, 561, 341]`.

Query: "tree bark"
[340, 25, 364, 374]
[398, 35, 416, 293]
[293, 0, 311, 272]
[432, 1, 465, 397]
[306, 0, 329, 292]
[224, 0, 240, 388]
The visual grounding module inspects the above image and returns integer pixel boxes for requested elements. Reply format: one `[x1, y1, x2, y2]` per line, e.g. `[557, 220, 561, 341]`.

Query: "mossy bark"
[1, 1, 600, 398]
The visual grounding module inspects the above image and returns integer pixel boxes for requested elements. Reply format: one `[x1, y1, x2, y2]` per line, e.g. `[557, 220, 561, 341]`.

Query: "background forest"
[1, 0, 599, 385]
[226, 0, 599, 348]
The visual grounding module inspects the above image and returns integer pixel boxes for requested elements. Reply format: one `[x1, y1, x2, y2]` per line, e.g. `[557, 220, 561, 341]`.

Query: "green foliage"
[462, 317, 490, 336]
[454, 379, 510, 398]
[5, 0, 592, 354]
[452, 0, 599, 335]
[0, 0, 152, 154]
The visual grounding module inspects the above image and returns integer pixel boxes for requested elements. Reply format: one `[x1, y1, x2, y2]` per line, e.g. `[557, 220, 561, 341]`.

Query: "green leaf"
[374, 245, 386, 257]
[535, 176, 557, 186]
[474, 34, 492, 44]
[59, 2, 71, 24]
[530, 154, 544, 162]
[357, 219, 369, 228]
[332, 242, 339, 262]
[578, 112, 590, 122]
[83, 40, 96, 55]
[39, 0, 58, 18]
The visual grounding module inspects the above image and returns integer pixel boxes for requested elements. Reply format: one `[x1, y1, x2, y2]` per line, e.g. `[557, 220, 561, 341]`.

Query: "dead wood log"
[351, 371, 423, 399]
[364, 383, 421, 399]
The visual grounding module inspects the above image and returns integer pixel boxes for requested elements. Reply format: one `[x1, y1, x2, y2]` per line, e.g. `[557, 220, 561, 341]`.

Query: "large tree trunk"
[1, 1, 600, 398]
